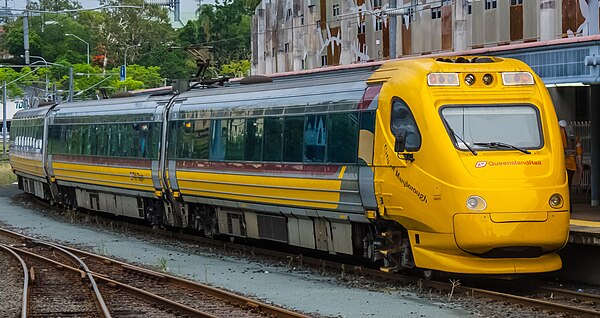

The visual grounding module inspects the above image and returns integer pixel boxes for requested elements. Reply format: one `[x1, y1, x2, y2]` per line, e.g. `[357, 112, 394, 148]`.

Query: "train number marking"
[129, 172, 145, 182]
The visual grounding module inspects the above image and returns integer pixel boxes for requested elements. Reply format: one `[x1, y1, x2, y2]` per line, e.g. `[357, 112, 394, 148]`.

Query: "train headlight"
[482, 74, 494, 85]
[464, 74, 476, 86]
[466, 196, 487, 211]
[549, 194, 564, 209]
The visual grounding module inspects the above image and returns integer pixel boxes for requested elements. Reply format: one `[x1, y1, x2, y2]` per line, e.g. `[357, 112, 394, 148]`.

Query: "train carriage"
[9, 56, 570, 276]
[9, 106, 53, 199]
[167, 69, 377, 253]
[44, 95, 169, 221]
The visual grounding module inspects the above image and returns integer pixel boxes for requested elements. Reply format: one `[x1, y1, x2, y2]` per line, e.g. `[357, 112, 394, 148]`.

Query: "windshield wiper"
[474, 142, 531, 154]
[441, 118, 477, 155]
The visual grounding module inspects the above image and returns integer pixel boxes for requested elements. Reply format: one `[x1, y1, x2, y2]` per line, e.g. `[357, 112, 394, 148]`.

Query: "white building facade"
[251, 0, 595, 74]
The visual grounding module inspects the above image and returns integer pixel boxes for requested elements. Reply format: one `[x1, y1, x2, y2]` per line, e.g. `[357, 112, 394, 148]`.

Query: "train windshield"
[441, 105, 542, 151]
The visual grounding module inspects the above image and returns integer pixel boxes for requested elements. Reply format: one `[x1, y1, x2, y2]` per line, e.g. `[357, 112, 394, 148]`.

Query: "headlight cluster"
[549, 194, 564, 209]
[465, 194, 564, 211]
[466, 196, 487, 211]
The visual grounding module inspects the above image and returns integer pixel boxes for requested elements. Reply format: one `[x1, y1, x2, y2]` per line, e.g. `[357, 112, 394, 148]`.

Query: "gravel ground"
[0, 247, 24, 318]
[0, 184, 470, 318]
[0, 184, 584, 318]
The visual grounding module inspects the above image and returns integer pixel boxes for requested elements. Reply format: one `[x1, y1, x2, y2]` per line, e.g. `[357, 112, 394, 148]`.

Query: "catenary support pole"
[68, 67, 74, 102]
[23, 2, 30, 64]
[2, 82, 6, 158]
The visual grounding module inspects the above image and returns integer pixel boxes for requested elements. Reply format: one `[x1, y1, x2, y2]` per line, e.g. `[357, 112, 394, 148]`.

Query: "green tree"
[194, 0, 253, 68]
[138, 48, 196, 81]
[220, 59, 250, 77]
[0, 68, 26, 97]
[98, 0, 176, 68]
[27, 0, 82, 11]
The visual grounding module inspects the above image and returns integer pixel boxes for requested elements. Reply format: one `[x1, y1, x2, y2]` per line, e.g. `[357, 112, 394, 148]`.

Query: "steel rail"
[0, 228, 307, 318]
[119, 227, 600, 318]
[4, 204, 599, 318]
[0, 243, 29, 318]
[537, 286, 600, 304]
[41, 242, 112, 318]
[10, 246, 220, 318]
[62, 248, 309, 318]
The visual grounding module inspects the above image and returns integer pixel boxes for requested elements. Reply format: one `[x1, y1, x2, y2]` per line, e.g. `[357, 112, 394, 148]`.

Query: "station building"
[251, 0, 600, 206]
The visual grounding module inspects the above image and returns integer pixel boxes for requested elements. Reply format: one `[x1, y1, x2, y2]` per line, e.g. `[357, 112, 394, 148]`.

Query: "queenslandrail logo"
[475, 160, 542, 167]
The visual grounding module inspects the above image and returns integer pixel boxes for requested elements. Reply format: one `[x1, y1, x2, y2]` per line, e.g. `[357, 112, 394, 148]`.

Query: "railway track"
[0, 228, 308, 318]
[0, 243, 28, 318]
[9, 195, 600, 317]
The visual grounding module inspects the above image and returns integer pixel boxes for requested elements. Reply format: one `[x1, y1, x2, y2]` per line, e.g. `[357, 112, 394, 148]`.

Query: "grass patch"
[0, 161, 16, 186]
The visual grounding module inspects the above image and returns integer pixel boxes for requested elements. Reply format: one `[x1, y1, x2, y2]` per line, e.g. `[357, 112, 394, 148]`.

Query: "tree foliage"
[1, 0, 256, 99]
[189, 0, 253, 67]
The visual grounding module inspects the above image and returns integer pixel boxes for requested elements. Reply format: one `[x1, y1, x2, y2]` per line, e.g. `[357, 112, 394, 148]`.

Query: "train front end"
[373, 57, 570, 275]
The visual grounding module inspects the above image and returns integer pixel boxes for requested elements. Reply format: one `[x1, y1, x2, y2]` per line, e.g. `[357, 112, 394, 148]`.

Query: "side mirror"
[394, 130, 406, 152]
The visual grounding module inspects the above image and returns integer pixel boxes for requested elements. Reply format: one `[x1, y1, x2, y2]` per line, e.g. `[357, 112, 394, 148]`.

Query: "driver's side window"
[391, 99, 421, 151]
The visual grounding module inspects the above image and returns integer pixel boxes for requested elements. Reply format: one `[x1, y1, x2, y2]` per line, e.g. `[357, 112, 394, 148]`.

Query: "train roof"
[12, 104, 55, 120]
[173, 66, 376, 117]
[48, 94, 170, 123]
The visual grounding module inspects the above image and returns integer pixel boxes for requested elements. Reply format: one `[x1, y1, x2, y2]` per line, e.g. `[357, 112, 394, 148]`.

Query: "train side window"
[283, 116, 304, 162]
[189, 120, 209, 160]
[210, 119, 227, 160]
[245, 118, 263, 161]
[226, 119, 245, 161]
[391, 99, 421, 151]
[328, 113, 359, 163]
[304, 115, 326, 162]
[263, 117, 283, 161]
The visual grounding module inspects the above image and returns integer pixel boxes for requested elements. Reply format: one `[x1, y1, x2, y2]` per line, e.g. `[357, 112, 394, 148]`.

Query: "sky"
[8, 0, 208, 26]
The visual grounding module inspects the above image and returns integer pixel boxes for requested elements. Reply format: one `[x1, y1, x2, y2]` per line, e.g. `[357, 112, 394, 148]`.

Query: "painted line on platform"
[570, 219, 600, 228]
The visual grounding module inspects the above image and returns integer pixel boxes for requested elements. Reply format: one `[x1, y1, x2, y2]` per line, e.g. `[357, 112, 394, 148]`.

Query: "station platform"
[569, 204, 600, 246]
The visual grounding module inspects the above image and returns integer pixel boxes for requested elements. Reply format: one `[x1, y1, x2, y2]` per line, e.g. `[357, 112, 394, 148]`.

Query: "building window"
[431, 7, 441, 20]
[301, 15, 304, 25]
[510, 0, 523, 5]
[321, 55, 327, 66]
[485, 0, 497, 10]
[272, 48, 275, 57]
[358, 21, 366, 34]
[302, 59, 305, 70]
[373, 0, 382, 8]
[287, 8, 292, 19]
[375, 16, 383, 31]
[468, 4, 472, 14]
[407, 7, 415, 24]
[333, 4, 340, 16]
[284, 43, 289, 53]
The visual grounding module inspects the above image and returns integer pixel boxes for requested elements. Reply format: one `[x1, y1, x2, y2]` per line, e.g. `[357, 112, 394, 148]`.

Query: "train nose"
[452, 211, 570, 256]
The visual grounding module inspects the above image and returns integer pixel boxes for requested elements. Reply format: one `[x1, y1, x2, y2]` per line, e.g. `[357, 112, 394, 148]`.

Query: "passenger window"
[328, 113, 358, 163]
[283, 116, 304, 162]
[304, 115, 326, 162]
[226, 119, 245, 160]
[210, 119, 227, 160]
[391, 99, 421, 151]
[191, 120, 210, 160]
[263, 117, 282, 161]
[245, 118, 263, 161]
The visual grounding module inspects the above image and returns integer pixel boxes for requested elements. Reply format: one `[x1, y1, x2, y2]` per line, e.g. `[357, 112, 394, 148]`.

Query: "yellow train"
[10, 56, 570, 276]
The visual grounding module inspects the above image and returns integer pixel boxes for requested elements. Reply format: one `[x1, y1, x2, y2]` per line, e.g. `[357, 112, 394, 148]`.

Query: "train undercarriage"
[16, 174, 419, 274]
